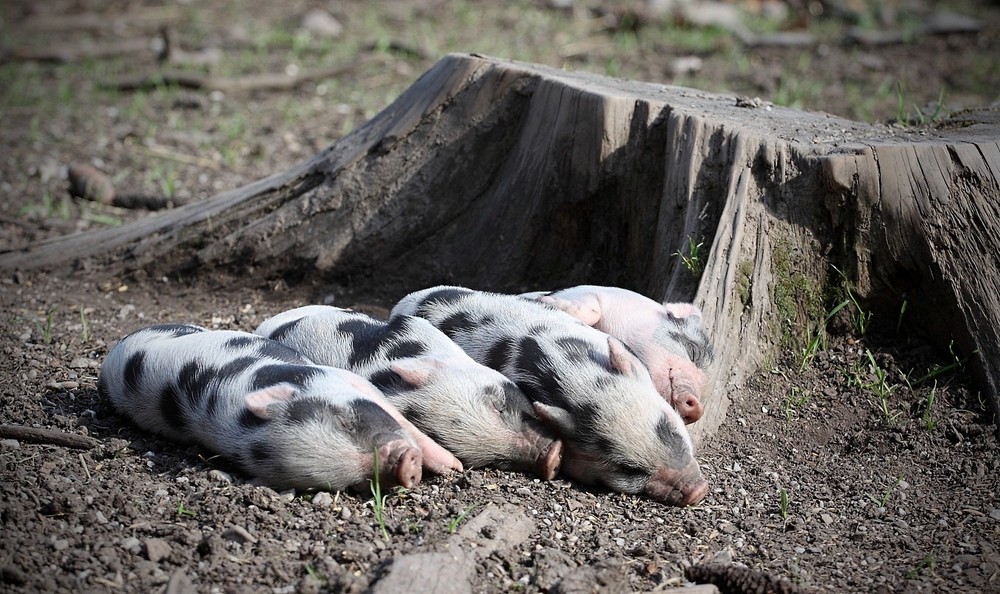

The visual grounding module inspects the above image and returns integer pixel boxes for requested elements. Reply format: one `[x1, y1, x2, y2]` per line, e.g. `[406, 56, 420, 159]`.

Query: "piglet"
[393, 287, 708, 507]
[255, 306, 562, 480]
[521, 285, 714, 424]
[98, 324, 462, 492]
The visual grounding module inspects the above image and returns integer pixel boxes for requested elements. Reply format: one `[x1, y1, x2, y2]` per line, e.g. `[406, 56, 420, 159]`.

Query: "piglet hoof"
[377, 440, 423, 489]
[535, 439, 563, 480]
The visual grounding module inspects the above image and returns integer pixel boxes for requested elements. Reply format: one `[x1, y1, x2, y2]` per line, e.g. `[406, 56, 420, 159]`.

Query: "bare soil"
[2, 1, 999, 593]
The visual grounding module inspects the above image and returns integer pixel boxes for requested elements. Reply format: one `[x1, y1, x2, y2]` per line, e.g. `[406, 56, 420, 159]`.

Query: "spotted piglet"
[393, 286, 709, 507]
[255, 305, 562, 479]
[521, 285, 714, 424]
[98, 324, 462, 491]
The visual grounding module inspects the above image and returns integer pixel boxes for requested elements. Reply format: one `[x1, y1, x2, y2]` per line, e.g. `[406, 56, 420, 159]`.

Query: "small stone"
[52, 539, 69, 551]
[120, 536, 141, 554]
[312, 492, 334, 507]
[821, 513, 834, 525]
[515, 487, 532, 496]
[68, 357, 100, 369]
[144, 538, 171, 563]
[1, 439, 20, 450]
[222, 525, 258, 544]
[207, 469, 233, 484]
[94, 511, 108, 524]
[301, 8, 344, 38]
[277, 489, 296, 502]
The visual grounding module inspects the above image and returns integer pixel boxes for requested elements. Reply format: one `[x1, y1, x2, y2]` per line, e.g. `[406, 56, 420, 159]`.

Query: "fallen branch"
[0, 424, 100, 450]
[20, 6, 183, 32]
[105, 58, 379, 94]
[10, 37, 163, 63]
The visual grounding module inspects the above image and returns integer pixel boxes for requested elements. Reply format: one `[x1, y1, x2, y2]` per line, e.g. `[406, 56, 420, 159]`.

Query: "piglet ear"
[390, 357, 443, 388]
[607, 337, 637, 375]
[533, 402, 577, 436]
[244, 384, 297, 419]
[663, 302, 703, 321]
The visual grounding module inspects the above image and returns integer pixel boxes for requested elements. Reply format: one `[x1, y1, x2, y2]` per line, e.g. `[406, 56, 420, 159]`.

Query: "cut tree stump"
[2, 53, 998, 440]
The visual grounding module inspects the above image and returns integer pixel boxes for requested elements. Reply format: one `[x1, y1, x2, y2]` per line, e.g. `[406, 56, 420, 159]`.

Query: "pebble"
[207, 470, 233, 484]
[120, 537, 141, 554]
[515, 487, 532, 496]
[222, 525, 258, 544]
[144, 538, 172, 563]
[95, 511, 108, 524]
[340, 507, 352, 520]
[68, 357, 100, 369]
[277, 489, 296, 502]
[312, 492, 334, 507]
[1, 439, 20, 450]
[52, 539, 69, 551]
[301, 8, 344, 38]
[821, 513, 834, 525]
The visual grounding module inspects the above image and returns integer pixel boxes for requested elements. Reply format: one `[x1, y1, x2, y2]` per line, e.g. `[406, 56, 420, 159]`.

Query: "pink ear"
[607, 338, 635, 374]
[390, 358, 442, 387]
[244, 384, 297, 419]
[663, 302, 702, 320]
[533, 402, 577, 435]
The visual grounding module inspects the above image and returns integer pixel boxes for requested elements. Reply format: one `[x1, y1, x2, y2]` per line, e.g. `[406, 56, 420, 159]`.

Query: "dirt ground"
[2, 1, 999, 593]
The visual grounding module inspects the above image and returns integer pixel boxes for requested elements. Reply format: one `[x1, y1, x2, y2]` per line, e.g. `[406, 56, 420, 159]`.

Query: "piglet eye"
[618, 463, 647, 477]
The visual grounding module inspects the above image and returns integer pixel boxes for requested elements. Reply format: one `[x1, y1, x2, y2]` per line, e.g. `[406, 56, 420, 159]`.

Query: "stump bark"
[3, 53, 998, 440]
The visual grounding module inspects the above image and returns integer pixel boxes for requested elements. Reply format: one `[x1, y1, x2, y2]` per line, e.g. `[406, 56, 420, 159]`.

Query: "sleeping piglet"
[98, 324, 462, 491]
[255, 305, 562, 480]
[521, 285, 713, 424]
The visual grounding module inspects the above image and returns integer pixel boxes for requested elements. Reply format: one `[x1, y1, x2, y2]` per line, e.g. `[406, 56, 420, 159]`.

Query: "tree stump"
[3, 53, 997, 440]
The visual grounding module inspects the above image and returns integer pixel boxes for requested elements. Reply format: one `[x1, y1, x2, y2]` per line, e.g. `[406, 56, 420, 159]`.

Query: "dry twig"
[0, 425, 99, 450]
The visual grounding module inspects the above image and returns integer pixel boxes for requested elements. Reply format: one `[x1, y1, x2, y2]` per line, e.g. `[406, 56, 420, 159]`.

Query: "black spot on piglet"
[655, 416, 690, 468]
[225, 336, 256, 350]
[178, 361, 214, 406]
[485, 337, 515, 373]
[123, 351, 146, 394]
[516, 336, 566, 405]
[349, 399, 401, 436]
[159, 385, 187, 431]
[285, 398, 341, 427]
[437, 311, 476, 337]
[149, 324, 203, 338]
[386, 340, 425, 360]
[265, 317, 304, 342]
[368, 369, 407, 393]
[251, 364, 323, 391]
[415, 287, 472, 316]
[258, 340, 310, 364]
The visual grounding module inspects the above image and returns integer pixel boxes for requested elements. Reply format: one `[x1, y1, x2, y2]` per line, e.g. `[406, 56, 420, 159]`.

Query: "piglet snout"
[675, 389, 704, 424]
[535, 439, 563, 480]
[376, 439, 424, 489]
[643, 459, 708, 507]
